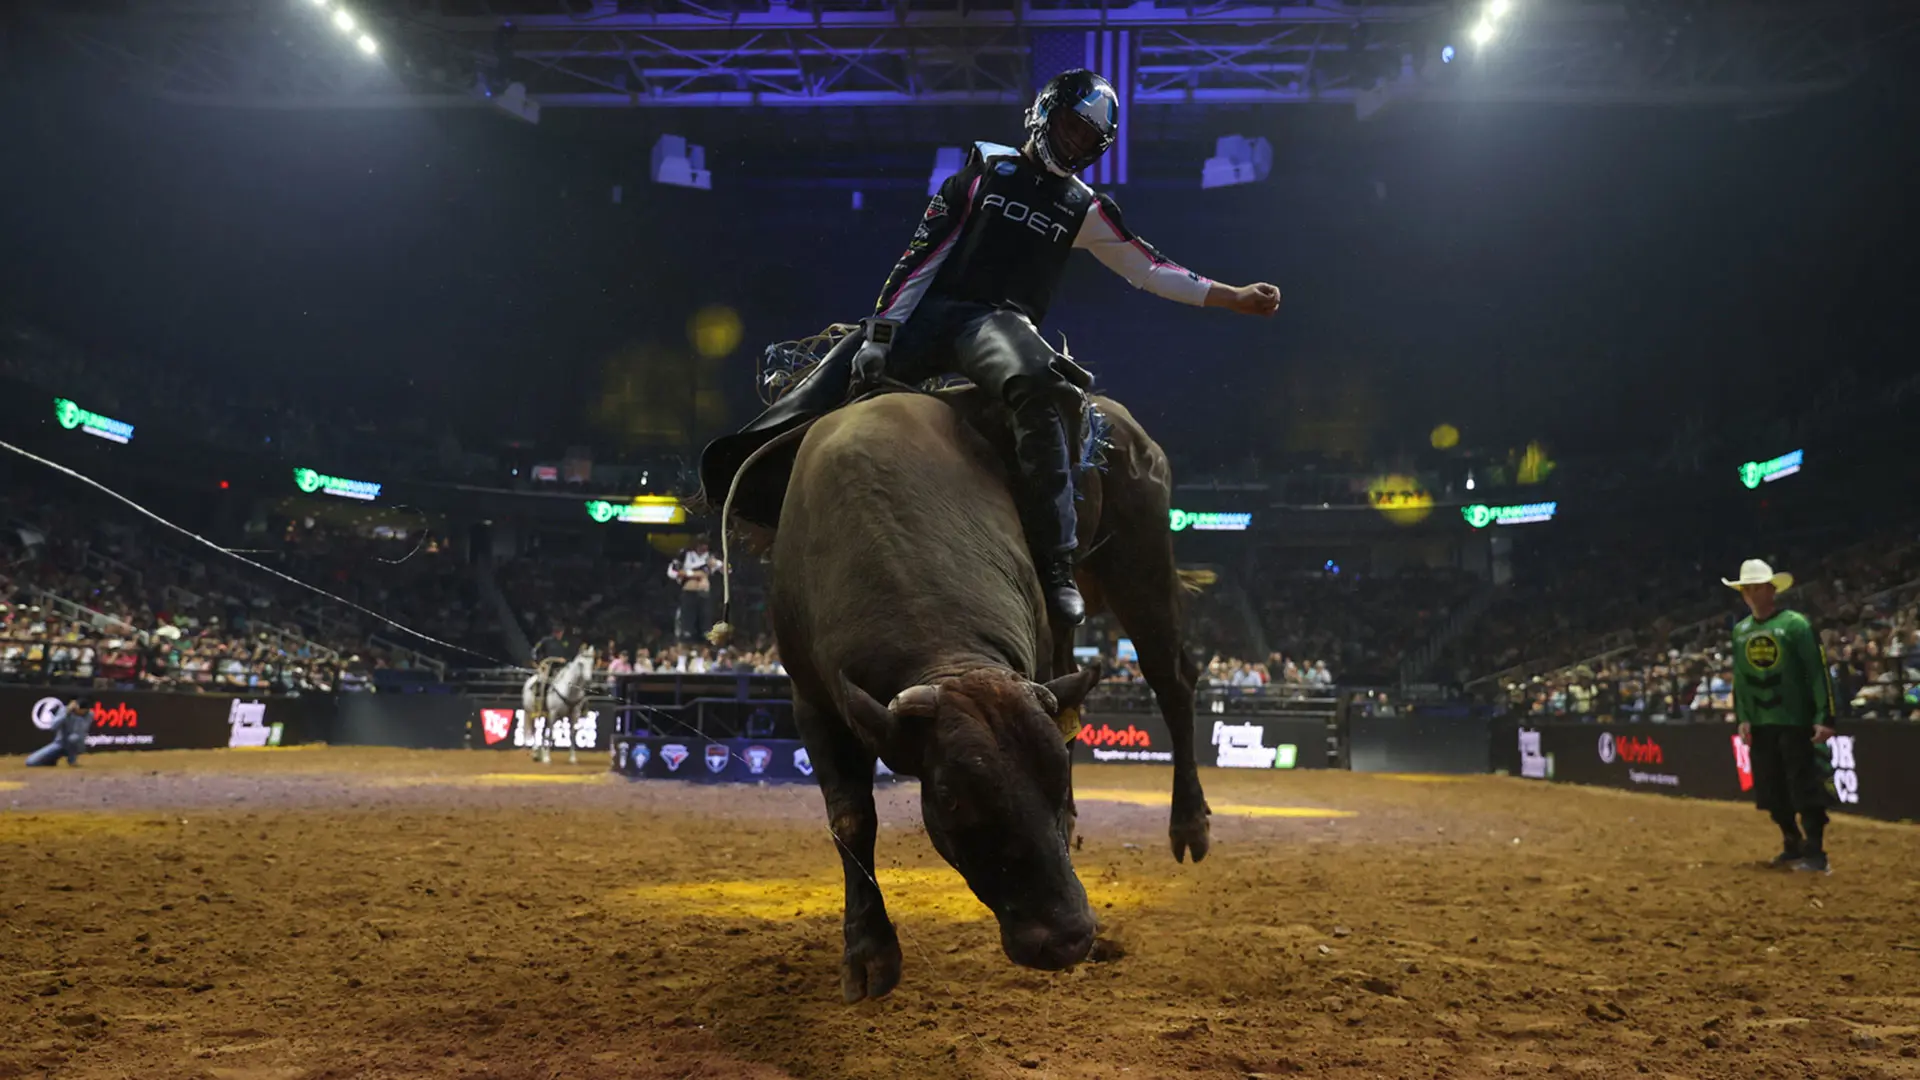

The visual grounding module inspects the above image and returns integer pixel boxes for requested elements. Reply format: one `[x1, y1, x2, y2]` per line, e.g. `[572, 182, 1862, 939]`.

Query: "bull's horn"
[888, 684, 941, 717]
[1057, 332, 1072, 362]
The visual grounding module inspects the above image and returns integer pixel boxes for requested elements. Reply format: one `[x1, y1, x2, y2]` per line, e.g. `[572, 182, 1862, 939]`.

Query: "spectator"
[668, 537, 722, 643]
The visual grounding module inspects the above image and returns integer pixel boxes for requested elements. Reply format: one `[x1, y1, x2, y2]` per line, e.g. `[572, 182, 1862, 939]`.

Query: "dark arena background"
[4, 1, 1920, 1077]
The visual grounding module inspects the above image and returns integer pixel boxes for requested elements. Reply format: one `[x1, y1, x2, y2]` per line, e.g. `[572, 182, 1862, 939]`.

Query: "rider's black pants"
[891, 301, 1076, 559]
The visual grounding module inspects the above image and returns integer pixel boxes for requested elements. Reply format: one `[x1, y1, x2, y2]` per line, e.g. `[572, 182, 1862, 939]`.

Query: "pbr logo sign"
[744, 745, 772, 776]
[705, 744, 731, 774]
[661, 743, 690, 772]
[793, 747, 814, 777]
[1598, 732, 1615, 764]
[630, 743, 651, 771]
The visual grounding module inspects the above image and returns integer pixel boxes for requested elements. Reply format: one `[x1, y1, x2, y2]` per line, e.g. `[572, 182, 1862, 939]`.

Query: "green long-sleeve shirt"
[1731, 608, 1834, 728]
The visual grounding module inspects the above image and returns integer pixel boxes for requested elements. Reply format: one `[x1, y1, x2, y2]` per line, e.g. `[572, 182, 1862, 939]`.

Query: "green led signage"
[53, 398, 134, 444]
[585, 497, 686, 525]
[1738, 449, 1802, 490]
[1169, 509, 1253, 532]
[1462, 501, 1558, 528]
[292, 467, 381, 502]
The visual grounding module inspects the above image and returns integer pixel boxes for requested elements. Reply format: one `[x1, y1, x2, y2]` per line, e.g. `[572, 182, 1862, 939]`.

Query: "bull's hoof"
[1169, 807, 1212, 864]
[840, 930, 903, 1004]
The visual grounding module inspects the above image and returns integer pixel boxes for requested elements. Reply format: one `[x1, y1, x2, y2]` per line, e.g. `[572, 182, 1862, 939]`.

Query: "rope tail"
[706, 418, 823, 647]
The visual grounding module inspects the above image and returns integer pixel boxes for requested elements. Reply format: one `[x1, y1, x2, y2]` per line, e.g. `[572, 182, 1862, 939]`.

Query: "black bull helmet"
[841, 664, 1103, 969]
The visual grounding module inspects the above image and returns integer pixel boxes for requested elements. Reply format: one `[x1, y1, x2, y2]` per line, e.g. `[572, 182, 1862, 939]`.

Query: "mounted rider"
[701, 69, 1280, 626]
[530, 624, 577, 686]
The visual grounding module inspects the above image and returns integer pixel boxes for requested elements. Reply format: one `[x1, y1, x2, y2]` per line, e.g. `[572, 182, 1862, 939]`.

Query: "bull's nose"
[1002, 918, 1096, 971]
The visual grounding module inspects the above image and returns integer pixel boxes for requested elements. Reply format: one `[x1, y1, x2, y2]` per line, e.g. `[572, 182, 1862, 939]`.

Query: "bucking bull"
[700, 348, 1208, 1002]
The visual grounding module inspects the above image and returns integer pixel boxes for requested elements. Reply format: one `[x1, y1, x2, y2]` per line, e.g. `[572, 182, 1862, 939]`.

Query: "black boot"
[1040, 553, 1086, 627]
[1008, 394, 1083, 627]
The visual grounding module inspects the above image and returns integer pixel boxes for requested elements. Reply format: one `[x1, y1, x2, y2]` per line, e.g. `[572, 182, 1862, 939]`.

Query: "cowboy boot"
[1009, 397, 1085, 627]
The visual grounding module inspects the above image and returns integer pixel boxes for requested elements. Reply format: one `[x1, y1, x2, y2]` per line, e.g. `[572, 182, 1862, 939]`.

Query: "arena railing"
[1507, 669, 1918, 724]
[25, 585, 147, 642]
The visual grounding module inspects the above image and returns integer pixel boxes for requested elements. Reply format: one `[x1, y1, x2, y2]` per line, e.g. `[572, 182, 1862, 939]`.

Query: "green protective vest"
[1731, 608, 1833, 728]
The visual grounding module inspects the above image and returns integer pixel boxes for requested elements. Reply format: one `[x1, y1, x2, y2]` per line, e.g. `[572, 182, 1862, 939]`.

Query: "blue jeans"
[26, 736, 81, 767]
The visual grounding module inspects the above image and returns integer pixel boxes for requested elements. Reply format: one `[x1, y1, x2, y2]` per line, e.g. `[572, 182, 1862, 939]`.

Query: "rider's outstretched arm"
[1075, 192, 1281, 316]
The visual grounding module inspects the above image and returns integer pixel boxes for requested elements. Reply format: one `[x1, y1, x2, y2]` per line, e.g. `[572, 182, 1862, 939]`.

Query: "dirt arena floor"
[2, 749, 1917, 1080]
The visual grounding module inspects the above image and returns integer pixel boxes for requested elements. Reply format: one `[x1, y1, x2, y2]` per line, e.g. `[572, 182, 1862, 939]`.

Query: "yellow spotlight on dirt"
[1430, 423, 1460, 450]
[689, 305, 743, 359]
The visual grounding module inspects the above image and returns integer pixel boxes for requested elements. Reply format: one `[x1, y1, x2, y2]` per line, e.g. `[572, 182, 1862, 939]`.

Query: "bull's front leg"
[800, 702, 903, 1003]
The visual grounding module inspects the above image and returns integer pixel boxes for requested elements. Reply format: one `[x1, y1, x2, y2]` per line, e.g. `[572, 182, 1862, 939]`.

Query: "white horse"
[520, 646, 596, 764]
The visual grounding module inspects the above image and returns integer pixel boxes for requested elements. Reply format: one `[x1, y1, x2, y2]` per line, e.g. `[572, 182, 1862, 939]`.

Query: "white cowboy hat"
[1722, 558, 1792, 593]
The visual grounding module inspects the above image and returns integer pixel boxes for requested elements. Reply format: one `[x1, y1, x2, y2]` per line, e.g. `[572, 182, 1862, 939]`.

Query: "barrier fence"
[10, 677, 1917, 823]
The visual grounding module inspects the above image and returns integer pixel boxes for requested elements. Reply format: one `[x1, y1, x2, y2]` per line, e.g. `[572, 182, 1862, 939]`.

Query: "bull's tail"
[706, 417, 823, 647]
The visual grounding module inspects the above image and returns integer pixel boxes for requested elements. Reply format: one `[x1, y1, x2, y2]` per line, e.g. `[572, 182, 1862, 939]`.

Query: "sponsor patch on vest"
[1745, 633, 1780, 669]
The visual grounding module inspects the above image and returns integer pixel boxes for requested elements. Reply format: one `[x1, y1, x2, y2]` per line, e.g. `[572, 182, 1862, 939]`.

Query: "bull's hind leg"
[796, 696, 903, 1003]
[1081, 452, 1211, 862]
[1097, 559, 1210, 862]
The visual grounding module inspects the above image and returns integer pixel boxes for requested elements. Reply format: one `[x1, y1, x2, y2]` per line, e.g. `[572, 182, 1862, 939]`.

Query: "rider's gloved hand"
[853, 318, 900, 393]
[852, 341, 888, 389]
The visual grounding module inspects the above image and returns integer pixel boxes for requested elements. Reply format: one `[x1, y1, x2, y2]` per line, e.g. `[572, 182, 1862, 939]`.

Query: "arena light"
[1488, 0, 1512, 18]
[1168, 509, 1252, 532]
[52, 397, 134, 444]
[1738, 449, 1803, 490]
[1470, 21, 1497, 47]
[1462, 501, 1557, 528]
[356, 34, 378, 55]
[332, 8, 355, 31]
[586, 496, 687, 525]
[293, 467, 381, 502]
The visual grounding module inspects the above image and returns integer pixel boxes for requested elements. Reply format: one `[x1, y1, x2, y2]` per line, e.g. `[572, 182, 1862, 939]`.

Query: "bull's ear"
[1041, 664, 1101, 712]
[1034, 664, 1101, 743]
[840, 675, 899, 758]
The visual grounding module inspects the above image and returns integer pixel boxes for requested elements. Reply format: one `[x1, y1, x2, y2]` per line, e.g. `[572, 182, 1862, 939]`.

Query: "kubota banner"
[1508, 720, 1920, 823]
[1, 687, 301, 755]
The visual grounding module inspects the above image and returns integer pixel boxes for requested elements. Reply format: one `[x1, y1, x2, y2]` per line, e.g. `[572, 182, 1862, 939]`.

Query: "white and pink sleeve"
[1073, 191, 1213, 306]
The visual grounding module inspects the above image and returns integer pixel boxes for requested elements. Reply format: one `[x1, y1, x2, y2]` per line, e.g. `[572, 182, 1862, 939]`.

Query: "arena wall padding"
[1349, 712, 1494, 775]
[1507, 720, 1920, 823]
[328, 692, 472, 750]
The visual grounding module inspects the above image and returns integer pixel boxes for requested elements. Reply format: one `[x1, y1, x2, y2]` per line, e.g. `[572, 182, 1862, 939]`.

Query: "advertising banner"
[474, 705, 606, 754]
[1072, 711, 1175, 765]
[1510, 721, 1920, 823]
[1204, 717, 1330, 770]
[1072, 711, 1328, 768]
[2, 687, 295, 756]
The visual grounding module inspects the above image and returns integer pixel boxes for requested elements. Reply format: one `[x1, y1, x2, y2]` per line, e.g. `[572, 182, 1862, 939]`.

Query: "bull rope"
[704, 417, 823, 648]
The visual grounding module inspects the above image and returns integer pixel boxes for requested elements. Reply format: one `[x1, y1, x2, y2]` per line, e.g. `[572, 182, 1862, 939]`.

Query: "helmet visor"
[1045, 107, 1108, 171]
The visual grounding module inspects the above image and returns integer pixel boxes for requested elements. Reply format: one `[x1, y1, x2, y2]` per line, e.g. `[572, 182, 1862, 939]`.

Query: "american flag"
[1030, 29, 1133, 187]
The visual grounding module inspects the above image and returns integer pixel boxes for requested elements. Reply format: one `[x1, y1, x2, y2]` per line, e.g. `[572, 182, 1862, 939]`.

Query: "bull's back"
[772, 394, 1041, 693]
